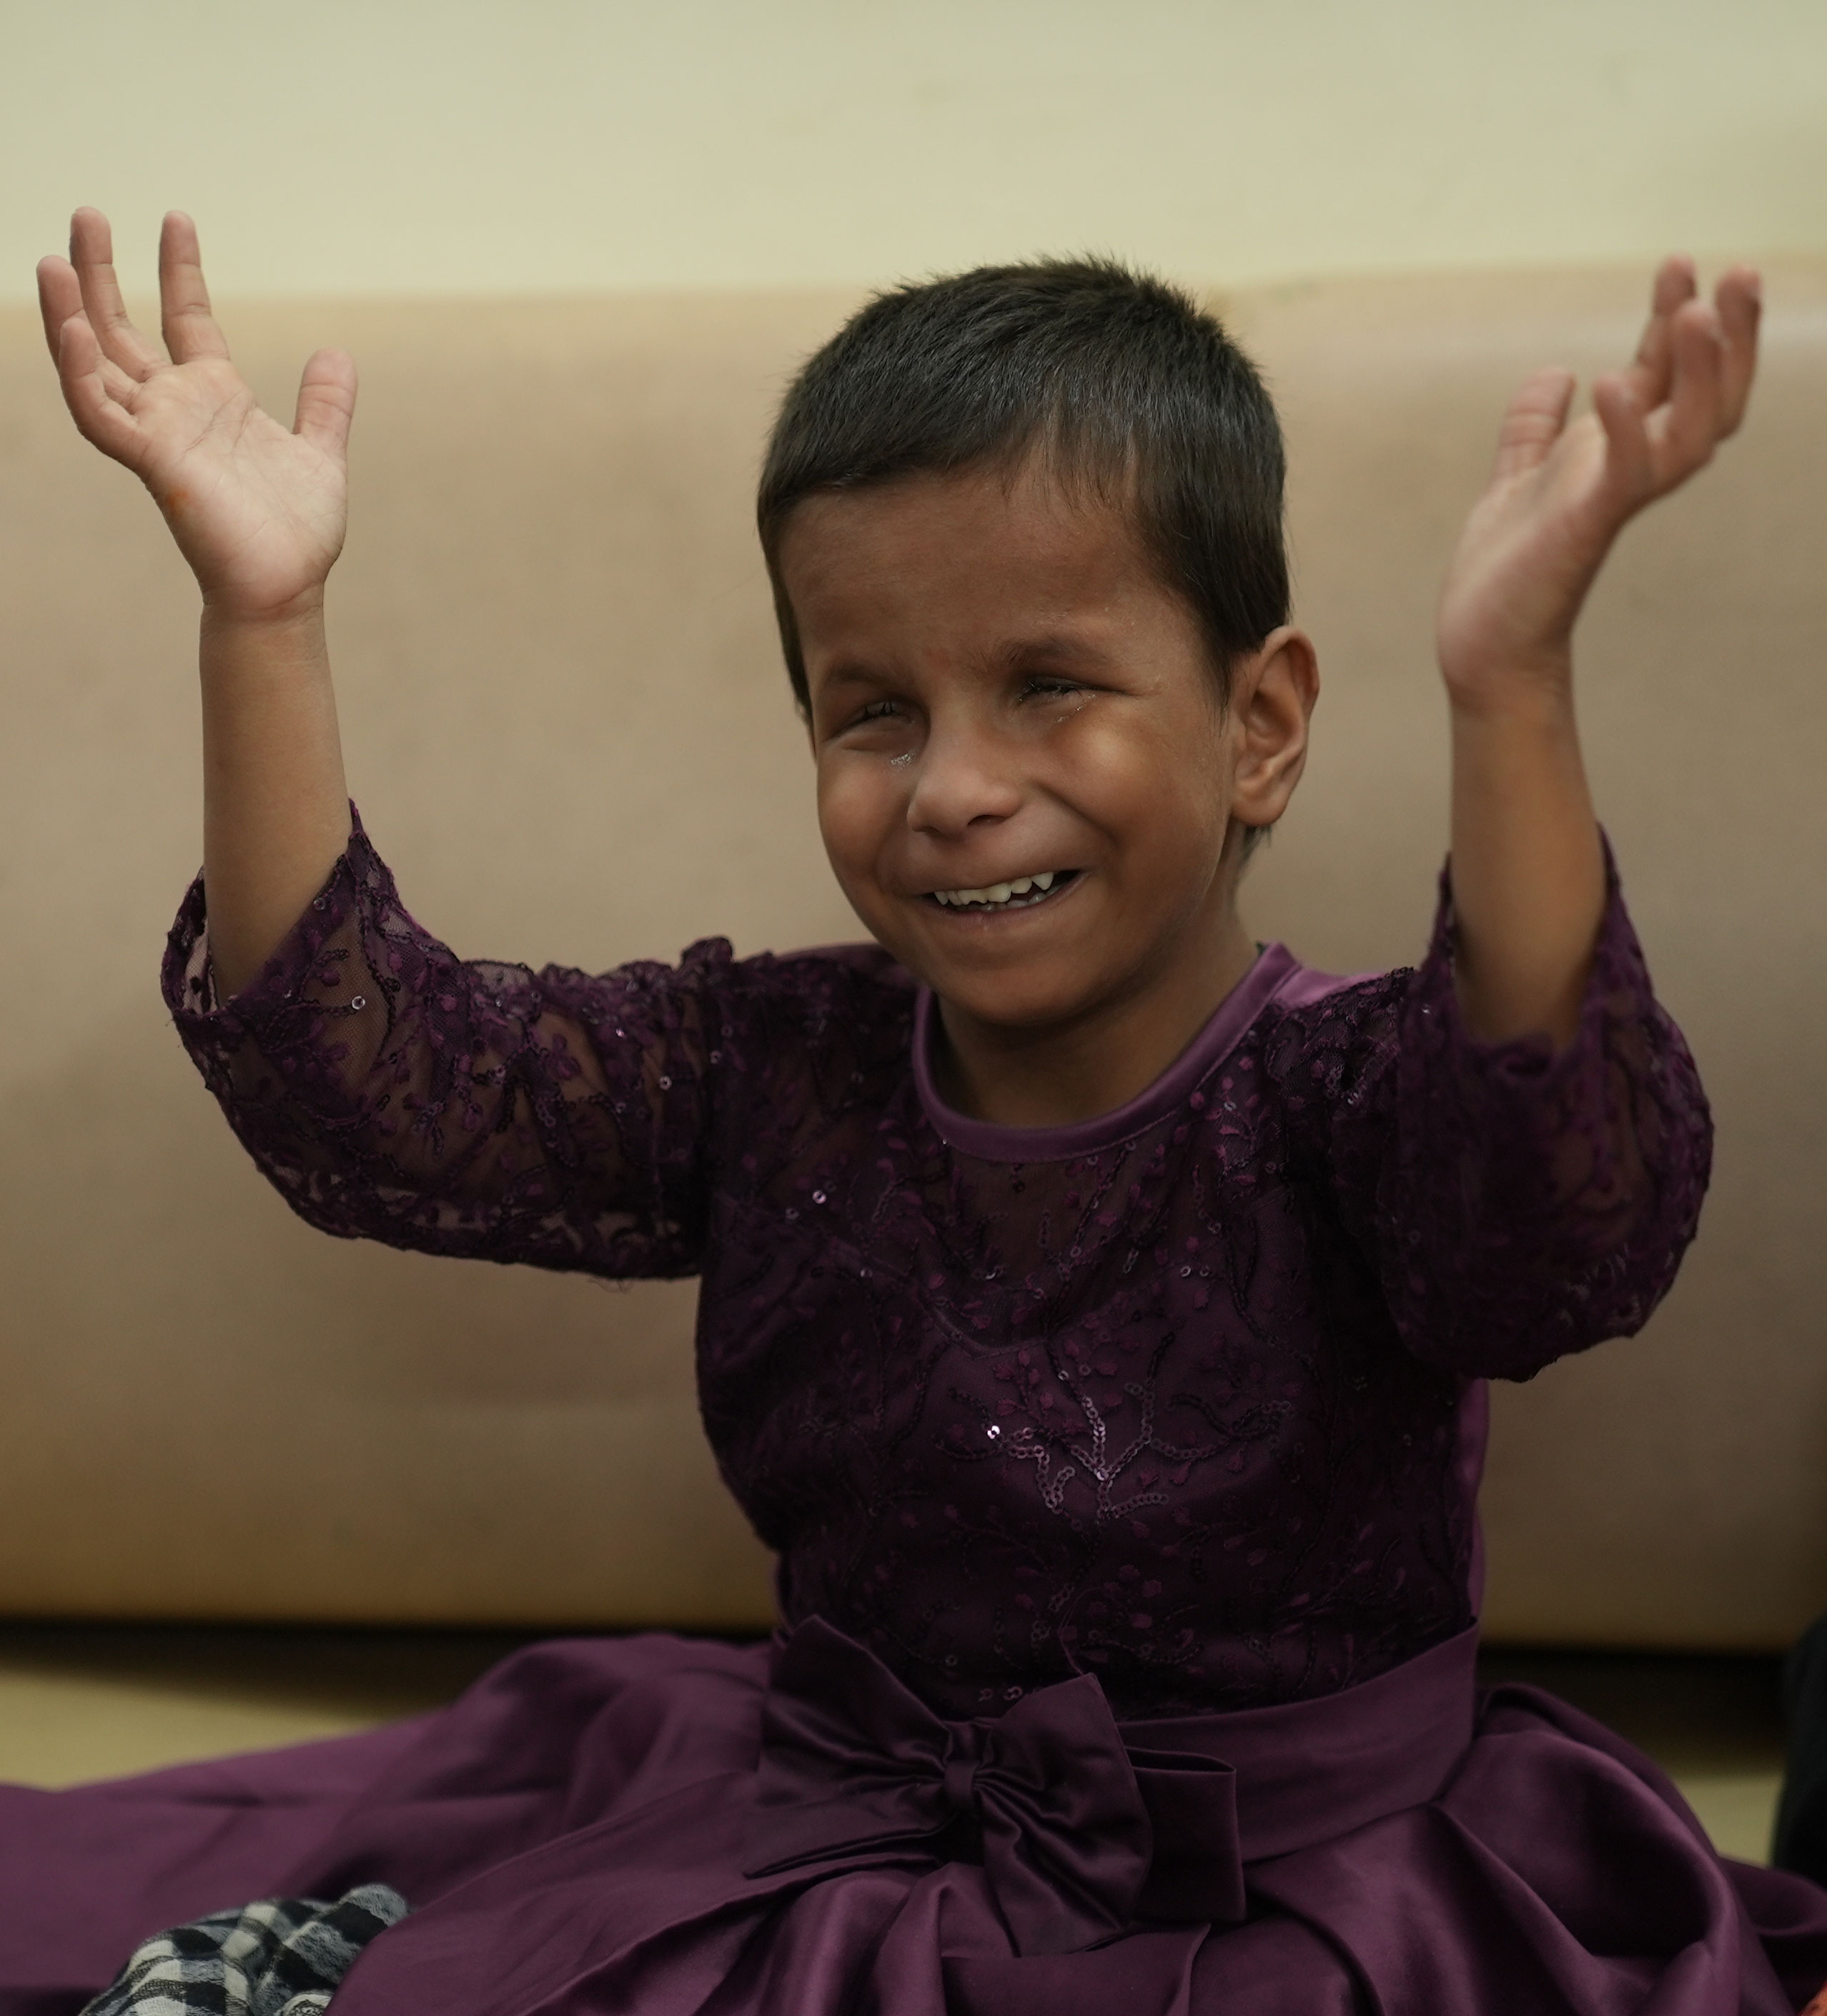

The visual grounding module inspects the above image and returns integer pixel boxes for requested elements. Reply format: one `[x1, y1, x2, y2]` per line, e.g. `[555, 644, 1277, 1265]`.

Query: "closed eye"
[1020, 676, 1091, 703]
[822, 695, 914, 745]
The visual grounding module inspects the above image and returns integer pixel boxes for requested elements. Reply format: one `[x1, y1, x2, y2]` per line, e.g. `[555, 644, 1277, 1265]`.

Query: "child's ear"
[1229, 627, 1319, 828]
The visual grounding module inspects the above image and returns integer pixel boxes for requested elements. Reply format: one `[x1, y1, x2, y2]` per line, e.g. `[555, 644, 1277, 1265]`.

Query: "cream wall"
[2, 0, 1824, 302]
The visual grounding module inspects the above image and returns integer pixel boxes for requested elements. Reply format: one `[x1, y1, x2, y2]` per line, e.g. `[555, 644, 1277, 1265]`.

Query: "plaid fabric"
[79, 1887, 408, 2016]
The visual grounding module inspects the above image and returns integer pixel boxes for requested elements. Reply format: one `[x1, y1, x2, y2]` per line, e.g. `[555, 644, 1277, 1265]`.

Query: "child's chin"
[929, 964, 1101, 1033]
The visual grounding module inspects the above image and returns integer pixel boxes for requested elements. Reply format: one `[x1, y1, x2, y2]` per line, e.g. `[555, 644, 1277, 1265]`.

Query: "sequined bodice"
[166, 816, 1708, 1718]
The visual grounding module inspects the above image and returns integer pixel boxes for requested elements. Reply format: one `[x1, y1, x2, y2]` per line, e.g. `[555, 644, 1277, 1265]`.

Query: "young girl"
[8, 209, 1823, 2016]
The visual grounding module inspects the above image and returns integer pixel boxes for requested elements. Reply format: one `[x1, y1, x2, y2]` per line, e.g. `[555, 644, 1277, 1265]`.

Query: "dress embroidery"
[164, 815, 1710, 1719]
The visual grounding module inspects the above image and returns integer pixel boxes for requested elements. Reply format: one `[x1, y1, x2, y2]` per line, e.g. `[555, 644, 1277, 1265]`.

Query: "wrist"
[199, 586, 328, 638]
[199, 594, 334, 700]
[1442, 647, 1577, 731]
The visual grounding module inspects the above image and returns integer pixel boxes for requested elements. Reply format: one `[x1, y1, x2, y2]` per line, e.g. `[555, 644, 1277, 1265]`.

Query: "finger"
[56, 315, 143, 464]
[77, 322, 141, 402]
[1651, 253, 1699, 319]
[1592, 375, 1655, 504]
[1621, 255, 1698, 414]
[41, 262, 139, 398]
[1490, 367, 1575, 480]
[67, 207, 164, 381]
[1713, 264, 1761, 437]
[159, 211, 231, 364]
[1645, 300, 1726, 484]
[36, 254, 82, 363]
[294, 347, 358, 458]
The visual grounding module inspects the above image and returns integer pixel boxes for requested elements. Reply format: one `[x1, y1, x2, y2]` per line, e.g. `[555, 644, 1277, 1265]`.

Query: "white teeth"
[986, 881, 1012, 904]
[1009, 877, 1033, 896]
[1033, 872, 1054, 891]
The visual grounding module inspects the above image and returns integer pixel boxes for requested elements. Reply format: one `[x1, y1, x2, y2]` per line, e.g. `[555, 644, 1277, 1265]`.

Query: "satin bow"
[741, 1617, 1247, 1955]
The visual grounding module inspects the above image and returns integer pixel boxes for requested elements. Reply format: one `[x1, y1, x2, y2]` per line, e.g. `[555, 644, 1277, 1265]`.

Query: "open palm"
[1437, 257, 1761, 701]
[37, 209, 355, 621]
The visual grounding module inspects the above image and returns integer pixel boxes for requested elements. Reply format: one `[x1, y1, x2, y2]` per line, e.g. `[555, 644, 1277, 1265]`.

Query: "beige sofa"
[3, 265, 1824, 1649]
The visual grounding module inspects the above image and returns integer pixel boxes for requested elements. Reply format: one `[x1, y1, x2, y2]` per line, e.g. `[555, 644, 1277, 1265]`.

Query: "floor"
[1477, 1645, 1789, 1865]
[0, 1625, 1793, 1867]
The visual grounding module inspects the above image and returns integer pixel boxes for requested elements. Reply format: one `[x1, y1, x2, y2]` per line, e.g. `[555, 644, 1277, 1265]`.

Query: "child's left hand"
[1437, 257, 1760, 708]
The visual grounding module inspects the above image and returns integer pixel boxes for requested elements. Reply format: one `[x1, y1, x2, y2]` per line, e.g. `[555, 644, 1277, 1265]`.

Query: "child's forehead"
[781, 467, 1208, 689]
[781, 463, 1155, 603]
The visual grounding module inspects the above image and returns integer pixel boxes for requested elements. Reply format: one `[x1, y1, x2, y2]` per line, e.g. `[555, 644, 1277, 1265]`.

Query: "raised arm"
[162, 816, 736, 1276]
[38, 207, 355, 995]
[1436, 257, 1760, 1044]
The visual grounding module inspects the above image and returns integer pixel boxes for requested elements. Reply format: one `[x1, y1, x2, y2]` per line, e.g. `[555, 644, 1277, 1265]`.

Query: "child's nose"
[903, 720, 1024, 838]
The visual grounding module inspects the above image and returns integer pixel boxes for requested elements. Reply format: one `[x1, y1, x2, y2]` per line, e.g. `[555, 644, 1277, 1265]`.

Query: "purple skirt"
[4, 1621, 1825, 2016]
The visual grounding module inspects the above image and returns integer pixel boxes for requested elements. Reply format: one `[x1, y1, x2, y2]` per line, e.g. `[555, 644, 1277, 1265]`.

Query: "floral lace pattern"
[165, 816, 1709, 1720]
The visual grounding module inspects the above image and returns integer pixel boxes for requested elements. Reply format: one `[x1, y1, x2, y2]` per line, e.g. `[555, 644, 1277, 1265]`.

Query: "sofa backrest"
[2, 264, 1823, 1644]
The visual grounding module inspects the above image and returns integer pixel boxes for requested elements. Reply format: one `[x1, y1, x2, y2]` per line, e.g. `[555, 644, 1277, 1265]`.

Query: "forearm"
[1432, 262, 1757, 1044]
[1447, 665, 1605, 1046]
[199, 596, 352, 998]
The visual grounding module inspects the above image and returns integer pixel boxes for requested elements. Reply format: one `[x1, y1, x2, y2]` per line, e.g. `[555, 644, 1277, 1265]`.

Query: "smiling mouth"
[922, 869, 1081, 914]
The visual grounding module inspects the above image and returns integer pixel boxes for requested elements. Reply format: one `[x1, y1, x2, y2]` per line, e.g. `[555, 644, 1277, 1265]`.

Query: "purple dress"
[4, 814, 1824, 2016]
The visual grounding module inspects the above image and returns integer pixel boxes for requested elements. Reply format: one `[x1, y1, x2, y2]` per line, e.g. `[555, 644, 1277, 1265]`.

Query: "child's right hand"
[37, 209, 355, 622]
[39, 207, 358, 997]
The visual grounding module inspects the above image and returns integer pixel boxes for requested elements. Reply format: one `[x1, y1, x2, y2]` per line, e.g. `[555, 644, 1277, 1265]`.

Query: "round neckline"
[913, 943, 1306, 1162]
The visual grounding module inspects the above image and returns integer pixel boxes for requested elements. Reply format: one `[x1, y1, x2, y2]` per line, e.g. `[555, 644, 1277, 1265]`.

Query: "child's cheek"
[814, 759, 898, 896]
[1047, 703, 1202, 822]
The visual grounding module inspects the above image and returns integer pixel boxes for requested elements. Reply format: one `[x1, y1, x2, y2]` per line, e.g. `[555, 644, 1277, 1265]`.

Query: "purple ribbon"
[741, 1618, 1246, 1955]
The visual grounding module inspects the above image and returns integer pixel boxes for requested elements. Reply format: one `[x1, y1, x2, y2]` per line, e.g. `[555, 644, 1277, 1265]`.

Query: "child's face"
[786, 464, 1304, 1037]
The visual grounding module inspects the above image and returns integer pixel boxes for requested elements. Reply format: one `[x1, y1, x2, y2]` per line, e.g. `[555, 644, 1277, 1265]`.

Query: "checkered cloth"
[79, 1886, 408, 2016]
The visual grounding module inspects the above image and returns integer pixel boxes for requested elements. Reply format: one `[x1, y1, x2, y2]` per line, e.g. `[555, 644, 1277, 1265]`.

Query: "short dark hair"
[756, 257, 1289, 716]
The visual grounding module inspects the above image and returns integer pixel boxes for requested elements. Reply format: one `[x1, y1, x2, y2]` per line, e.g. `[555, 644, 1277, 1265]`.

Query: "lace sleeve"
[1315, 844, 1713, 1382]
[160, 810, 729, 1277]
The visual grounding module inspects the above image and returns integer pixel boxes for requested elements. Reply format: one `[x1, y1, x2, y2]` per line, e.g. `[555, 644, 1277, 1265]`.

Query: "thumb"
[294, 347, 357, 458]
[1490, 367, 1575, 481]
